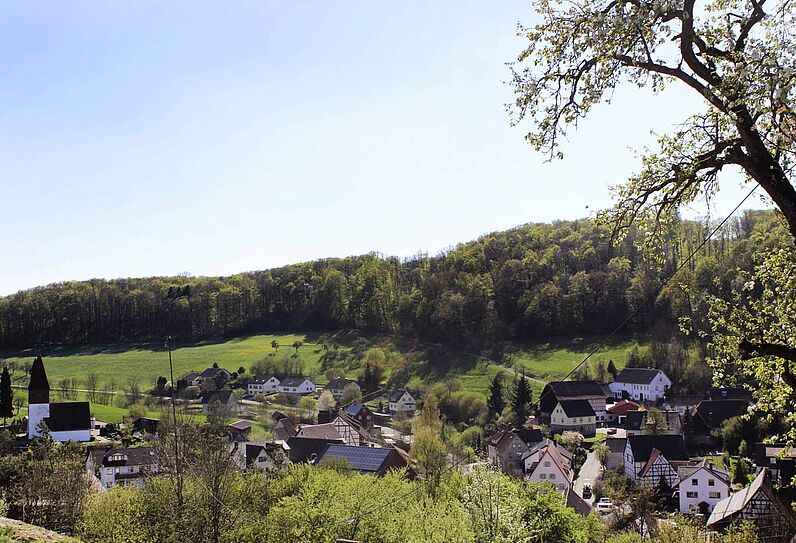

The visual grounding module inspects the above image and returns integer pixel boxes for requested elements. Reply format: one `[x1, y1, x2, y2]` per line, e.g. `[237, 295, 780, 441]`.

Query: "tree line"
[0, 210, 786, 349]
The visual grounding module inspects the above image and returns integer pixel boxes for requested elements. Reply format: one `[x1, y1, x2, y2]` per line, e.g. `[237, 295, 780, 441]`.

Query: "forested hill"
[0, 210, 788, 349]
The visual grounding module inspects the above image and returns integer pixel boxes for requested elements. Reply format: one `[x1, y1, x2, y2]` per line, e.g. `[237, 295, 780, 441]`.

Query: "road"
[573, 450, 601, 506]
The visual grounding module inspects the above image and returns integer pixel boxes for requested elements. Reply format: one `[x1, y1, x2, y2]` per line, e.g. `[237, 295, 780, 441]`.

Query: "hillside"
[0, 210, 788, 351]
[0, 518, 79, 543]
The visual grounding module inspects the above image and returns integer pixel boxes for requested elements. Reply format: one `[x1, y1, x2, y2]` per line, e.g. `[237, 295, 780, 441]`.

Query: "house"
[550, 400, 596, 437]
[132, 417, 159, 435]
[487, 426, 544, 478]
[342, 401, 374, 430]
[522, 439, 574, 493]
[201, 390, 238, 414]
[332, 414, 370, 446]
[754, 443, 796, 487]
[325, 378, 359, 400]
[388, 389, 416, 414]
[232, 441, 289, 472]
[27, 356, 92, 442]
[276, 376, 316, 396]
[271, 417, 297, 442]
[625, 434, 690, 487]
[539, 380, 609, 424]
[690, 400, 748, 435]
[624, 410, 682, 436]
[609, 368, 671, 402]
[227, 420, 253, 441]
[663, 394, 704, 416]
[200, 366, 232, 383]
[606, 400, 639, 425]
[248, 376, 280, 395]
[707, 468, 796, 543]
[284, 436, 344, 463]
[180, 371, 204, 387]
[605, 437, 627, 470]
[706, 387, 753, 402]
[565, 487, 592, 516]
[86, 447, 158, 490]
[315, 444, 414, 477]
[296, 423, 344, 442]
[672, 459, 731, 515]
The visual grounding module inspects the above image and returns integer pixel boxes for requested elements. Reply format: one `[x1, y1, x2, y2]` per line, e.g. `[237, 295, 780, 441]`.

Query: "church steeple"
[28, 356, 49, 405]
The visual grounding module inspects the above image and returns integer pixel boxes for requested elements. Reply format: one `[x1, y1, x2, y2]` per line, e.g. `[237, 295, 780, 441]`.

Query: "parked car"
[596, 498, 613, 513]
[582, 485, 592, 499]
[606, 428, 617, 435]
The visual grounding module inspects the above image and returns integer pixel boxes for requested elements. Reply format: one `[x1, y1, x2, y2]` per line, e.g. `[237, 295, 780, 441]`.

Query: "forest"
[0, 210, 788, 350]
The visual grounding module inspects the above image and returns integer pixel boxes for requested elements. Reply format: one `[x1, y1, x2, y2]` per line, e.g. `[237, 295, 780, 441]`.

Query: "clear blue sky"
[0, 1, 765, 295]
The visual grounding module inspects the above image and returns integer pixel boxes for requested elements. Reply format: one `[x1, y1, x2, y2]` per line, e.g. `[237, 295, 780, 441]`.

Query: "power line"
[531, 185, 759, 412]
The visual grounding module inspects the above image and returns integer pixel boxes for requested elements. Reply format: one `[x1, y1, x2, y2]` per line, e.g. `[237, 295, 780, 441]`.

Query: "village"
[2, 353, 794, 542]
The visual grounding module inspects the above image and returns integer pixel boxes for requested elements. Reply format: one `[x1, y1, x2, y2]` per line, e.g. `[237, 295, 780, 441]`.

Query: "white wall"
[679, 468, 729, 514]
[28, 403, 50, 438]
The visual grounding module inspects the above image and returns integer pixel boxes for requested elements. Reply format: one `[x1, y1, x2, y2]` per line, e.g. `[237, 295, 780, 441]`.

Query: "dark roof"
[565, 487, 592, 516]
[91, 447, 158, 467]
[548, 380, 606, 398]
[251, 376, 277, 384]
[558, 399, 595, 418]
[201, 390, 234, 405]
[316, 444, 397, 474]
[279, 376, 312, 387]
[44, 402, 91, 432]
[200, 367, 229, 379]
[693, 400, 748, 430]
[707, 468, 796, 533]
[625, 410, 646, 431]
[228, 420, 253, 432]
[298, 423, 342, 441]
[28, 356, 49, 392]
[326, 378, 357, 390]
[389, 389, 410, 403]
[613, 368, 662, 385]
[285, 436, 343, 463]
[515, 427, 543, 445]
[606, 437, 627, 453]
[181, 371, 201, 381]
[706, 388, 752, 402]
[272, 417, 297, 441]
[344, 401, 369, 417]
[627, 434, 688, 462]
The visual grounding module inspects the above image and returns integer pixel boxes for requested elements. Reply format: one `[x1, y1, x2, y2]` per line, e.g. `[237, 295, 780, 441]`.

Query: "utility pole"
[166, 336, 183, 509]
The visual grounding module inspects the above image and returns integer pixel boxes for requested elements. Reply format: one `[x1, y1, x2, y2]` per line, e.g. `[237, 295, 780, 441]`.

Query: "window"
[709, 491, 721, 499]
[686, 491, 698, 498]
[549, 473, 556, 480]
[540, 473, 547, 479]
[544, 461, 550, 467]
[708, 479, 715, 486]
[691, 479, 698, 486]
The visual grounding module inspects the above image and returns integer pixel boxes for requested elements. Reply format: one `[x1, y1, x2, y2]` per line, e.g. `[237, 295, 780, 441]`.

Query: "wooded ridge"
[0, 210, 787, 349]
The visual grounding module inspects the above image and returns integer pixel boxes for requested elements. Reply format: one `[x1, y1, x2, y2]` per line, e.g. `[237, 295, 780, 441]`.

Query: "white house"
[86, 447, 158, 490]
[624, 434, 689, 486]
[27, 356, 92, 443]
[673, 459, 731, 515]
[388, 389, 416, 414]
[325, 378, 360, 400]
[550, 399, 596, 437]
[523, 439, 573, 493]
[248, 376, 280, 395]
[277, 376, 316, 396]
[609, 368, 671, 402]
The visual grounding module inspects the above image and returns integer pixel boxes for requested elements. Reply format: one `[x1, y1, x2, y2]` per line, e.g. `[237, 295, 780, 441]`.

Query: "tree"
[607, 359, 618, 379]
[487, 372, 506, 417]
[291, 341, 302, 355]
[645, 408, 669, 434]
[339, 383, 362, 406]
[510, 0, 796, 239]
[84, 373, 99, 403]
[317, 390, 336, 411]
[510, 0, 796, 433]
[594, 441, 609, 472]
[271, 340, 279, 352]
[511, 372, 532, 423]
[0, 367, 13, 423]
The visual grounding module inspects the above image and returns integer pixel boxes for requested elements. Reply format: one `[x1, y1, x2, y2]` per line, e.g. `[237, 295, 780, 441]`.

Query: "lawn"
[502, 335, 643, 381]
[1, 332, 341, 393]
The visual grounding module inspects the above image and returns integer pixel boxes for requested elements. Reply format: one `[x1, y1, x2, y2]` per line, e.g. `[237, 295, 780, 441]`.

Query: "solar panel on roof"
[320, 445, 391, 472]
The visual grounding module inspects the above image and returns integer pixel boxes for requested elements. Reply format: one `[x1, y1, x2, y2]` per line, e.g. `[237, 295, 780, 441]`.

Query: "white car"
[595, 498, 614, 513]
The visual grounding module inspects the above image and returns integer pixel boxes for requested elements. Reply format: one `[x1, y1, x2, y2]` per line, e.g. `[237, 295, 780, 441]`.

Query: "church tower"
[27, 355, 50, 438]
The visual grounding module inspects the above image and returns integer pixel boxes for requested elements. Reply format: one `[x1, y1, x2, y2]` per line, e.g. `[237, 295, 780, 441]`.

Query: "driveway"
[573, 450, 602, 506]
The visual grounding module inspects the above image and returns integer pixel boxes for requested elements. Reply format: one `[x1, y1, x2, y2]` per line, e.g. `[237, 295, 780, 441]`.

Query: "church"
[27, 356, 92, 442]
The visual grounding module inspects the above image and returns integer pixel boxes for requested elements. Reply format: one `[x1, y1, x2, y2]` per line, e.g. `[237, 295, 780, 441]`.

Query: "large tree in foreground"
[509, 0, 796, 432]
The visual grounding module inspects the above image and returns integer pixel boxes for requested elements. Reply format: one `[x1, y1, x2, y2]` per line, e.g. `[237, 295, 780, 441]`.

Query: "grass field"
[1, 332, 646, 400]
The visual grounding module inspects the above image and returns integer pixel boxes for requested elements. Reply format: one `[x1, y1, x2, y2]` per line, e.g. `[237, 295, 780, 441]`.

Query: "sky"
[0, 1, 767, 296]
